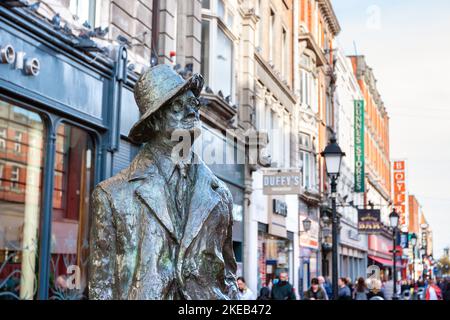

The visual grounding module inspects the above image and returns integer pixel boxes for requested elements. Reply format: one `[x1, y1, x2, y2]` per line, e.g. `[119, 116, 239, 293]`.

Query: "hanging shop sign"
[400, 232, 409, 248]
[392, 160, 408, 227]
[358, 209, 382, 234]
[273, 199, 288, 217]
[262, 170, 301, 195]
[354, 100, 365, 192]
[269, 198, 288, 238]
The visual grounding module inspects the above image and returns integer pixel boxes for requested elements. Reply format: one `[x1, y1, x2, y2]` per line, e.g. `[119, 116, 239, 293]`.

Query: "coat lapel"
[129, 149, 176, 241]
[135, 172, 177, 240]
[180, 160, 222, 253]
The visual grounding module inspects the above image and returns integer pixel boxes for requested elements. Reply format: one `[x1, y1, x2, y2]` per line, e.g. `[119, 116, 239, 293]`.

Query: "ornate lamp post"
[389, 209, 399, 300]
[419, 247, 426, 279]
[321, 135, 345, 300]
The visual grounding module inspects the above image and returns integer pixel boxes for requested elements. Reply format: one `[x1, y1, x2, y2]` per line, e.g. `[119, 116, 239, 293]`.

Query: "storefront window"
[257, 231, 292, 290]
[0, 101, 45, 300]
[49, 124, 95, 300]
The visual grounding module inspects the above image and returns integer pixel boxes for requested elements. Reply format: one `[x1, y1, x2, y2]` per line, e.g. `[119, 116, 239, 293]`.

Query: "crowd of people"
[236, 273, 450, 300]
[236, 272, 297, 300]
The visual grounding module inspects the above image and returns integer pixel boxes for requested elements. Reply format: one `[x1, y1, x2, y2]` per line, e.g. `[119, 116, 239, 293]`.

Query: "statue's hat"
[128, 64, 204, 143]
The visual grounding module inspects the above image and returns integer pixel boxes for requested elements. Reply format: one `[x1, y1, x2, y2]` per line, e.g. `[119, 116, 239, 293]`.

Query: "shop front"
[0, 8, 141, 300]
[298, 200, 320, 296]
[339, 220, 368, 282]
[368, 232, 402, 281]
[256, 197, 295, 291]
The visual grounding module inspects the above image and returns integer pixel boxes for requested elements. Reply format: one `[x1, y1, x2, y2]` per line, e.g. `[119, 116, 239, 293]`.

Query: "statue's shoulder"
[95, 147, 153, 196]
[94, 165, 135, 199]
[197, 159, 233, 205]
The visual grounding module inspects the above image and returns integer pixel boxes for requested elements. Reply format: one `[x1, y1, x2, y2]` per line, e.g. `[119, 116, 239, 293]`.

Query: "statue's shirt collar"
[128, 142, 197, 182]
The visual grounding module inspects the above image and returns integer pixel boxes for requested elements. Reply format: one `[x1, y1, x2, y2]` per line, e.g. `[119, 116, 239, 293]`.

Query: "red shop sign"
[368, 234, 392, 256]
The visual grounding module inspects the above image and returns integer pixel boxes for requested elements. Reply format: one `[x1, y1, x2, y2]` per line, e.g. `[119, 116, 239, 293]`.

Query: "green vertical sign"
[354, 100, 365, 192]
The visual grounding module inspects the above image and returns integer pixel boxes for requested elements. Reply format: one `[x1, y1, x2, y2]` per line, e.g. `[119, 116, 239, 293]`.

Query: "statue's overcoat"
[89, 145, 238, 300]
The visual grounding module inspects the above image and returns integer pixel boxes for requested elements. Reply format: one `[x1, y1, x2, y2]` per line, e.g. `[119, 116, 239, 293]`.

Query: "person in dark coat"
[303, 278, 327, 300]
[257, 287, 271, 300]
[346, 277, 354, 300]
[443, 281, 450, 301]
[337, 278, 352, 300]
[270, 272, 296, 300]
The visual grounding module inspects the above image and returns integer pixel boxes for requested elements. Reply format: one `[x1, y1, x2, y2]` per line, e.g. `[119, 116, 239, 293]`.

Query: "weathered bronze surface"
[88, 65, 238, 300]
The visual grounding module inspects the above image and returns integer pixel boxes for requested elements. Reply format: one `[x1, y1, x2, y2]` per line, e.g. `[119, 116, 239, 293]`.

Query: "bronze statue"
[88, 64, 238, 300]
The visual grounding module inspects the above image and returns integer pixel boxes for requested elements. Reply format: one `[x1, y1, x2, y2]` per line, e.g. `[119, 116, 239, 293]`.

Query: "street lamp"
[389, 209, 400, 300]
[321, 135, 345, 300]
[411, 233, 417, 284]
[420, 247, 426, 279]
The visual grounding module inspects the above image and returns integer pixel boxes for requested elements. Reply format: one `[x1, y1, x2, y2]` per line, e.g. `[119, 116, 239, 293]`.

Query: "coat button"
[211, 180, 219, 190]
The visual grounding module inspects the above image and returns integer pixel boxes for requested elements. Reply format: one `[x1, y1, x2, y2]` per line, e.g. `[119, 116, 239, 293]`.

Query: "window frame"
[0, 127, 6, 150]
[201, 1, 236, 101]
[69, 0, 97, 28]
[0, 93, 102, 300]
[299, 132, 317, 191]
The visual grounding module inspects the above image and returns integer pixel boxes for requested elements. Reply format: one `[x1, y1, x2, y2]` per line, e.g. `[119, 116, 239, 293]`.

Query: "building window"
[300, 69, 309, 106]
[214, 27, 233, 98]
[50, 123, 95, 300]
[201, 20, 211, 85]
[269, 9, 275, 63]
[0, 128, 6, 150]
[14, 131, 22, 153]
[281, 27, 288, 78]
[201, 1, 235, 99]
[0, 102, 45, 300]
[257, 231, 292, 291]
[300, 133, 316, 190]
[226, 11, 234, 29]
[10, 166, 20, 189]
[326, 94, 333, 129]
[202, 0, 210, 9]
[256, 0, 263, 49]
[69, 0, 97, 27]
[217, 0, 225, 20]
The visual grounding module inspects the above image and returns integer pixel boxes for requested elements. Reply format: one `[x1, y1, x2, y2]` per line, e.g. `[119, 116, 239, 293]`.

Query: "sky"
[332, 0, 450, 258]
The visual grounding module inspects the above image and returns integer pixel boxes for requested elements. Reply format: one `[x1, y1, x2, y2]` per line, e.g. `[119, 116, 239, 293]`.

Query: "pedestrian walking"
[318, 276, 329, 300]
[353, 277, 369, 300]
[257, 287, 271, 300]
[303, 278, 327, 300]
[270, 272, 297, 300]
[324, 276, 333, 298]
[425, 278, 442, 300]
[382, 279, 394, 300]
[346, 277, 354, 299]
[367, 279, 385, 300]
[237, 277, 255, 300]
[337, 277, 352, 300]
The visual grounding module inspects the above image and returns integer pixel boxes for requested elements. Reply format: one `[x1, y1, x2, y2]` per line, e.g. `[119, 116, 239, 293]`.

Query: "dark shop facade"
[0, 5, 245, 300]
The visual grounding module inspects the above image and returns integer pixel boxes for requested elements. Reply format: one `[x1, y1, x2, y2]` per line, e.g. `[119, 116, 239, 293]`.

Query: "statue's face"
[160, 90, 201, 137]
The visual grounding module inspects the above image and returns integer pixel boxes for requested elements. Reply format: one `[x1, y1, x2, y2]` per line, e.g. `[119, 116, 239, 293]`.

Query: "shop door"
[48, 122, 96, 300]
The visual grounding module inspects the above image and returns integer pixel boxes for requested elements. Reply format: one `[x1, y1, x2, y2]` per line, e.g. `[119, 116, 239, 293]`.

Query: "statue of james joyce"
[88, 64, 238, 300]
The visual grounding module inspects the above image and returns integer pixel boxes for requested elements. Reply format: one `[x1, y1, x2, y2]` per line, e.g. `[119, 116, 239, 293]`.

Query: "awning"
[368, 255, 404, 268]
